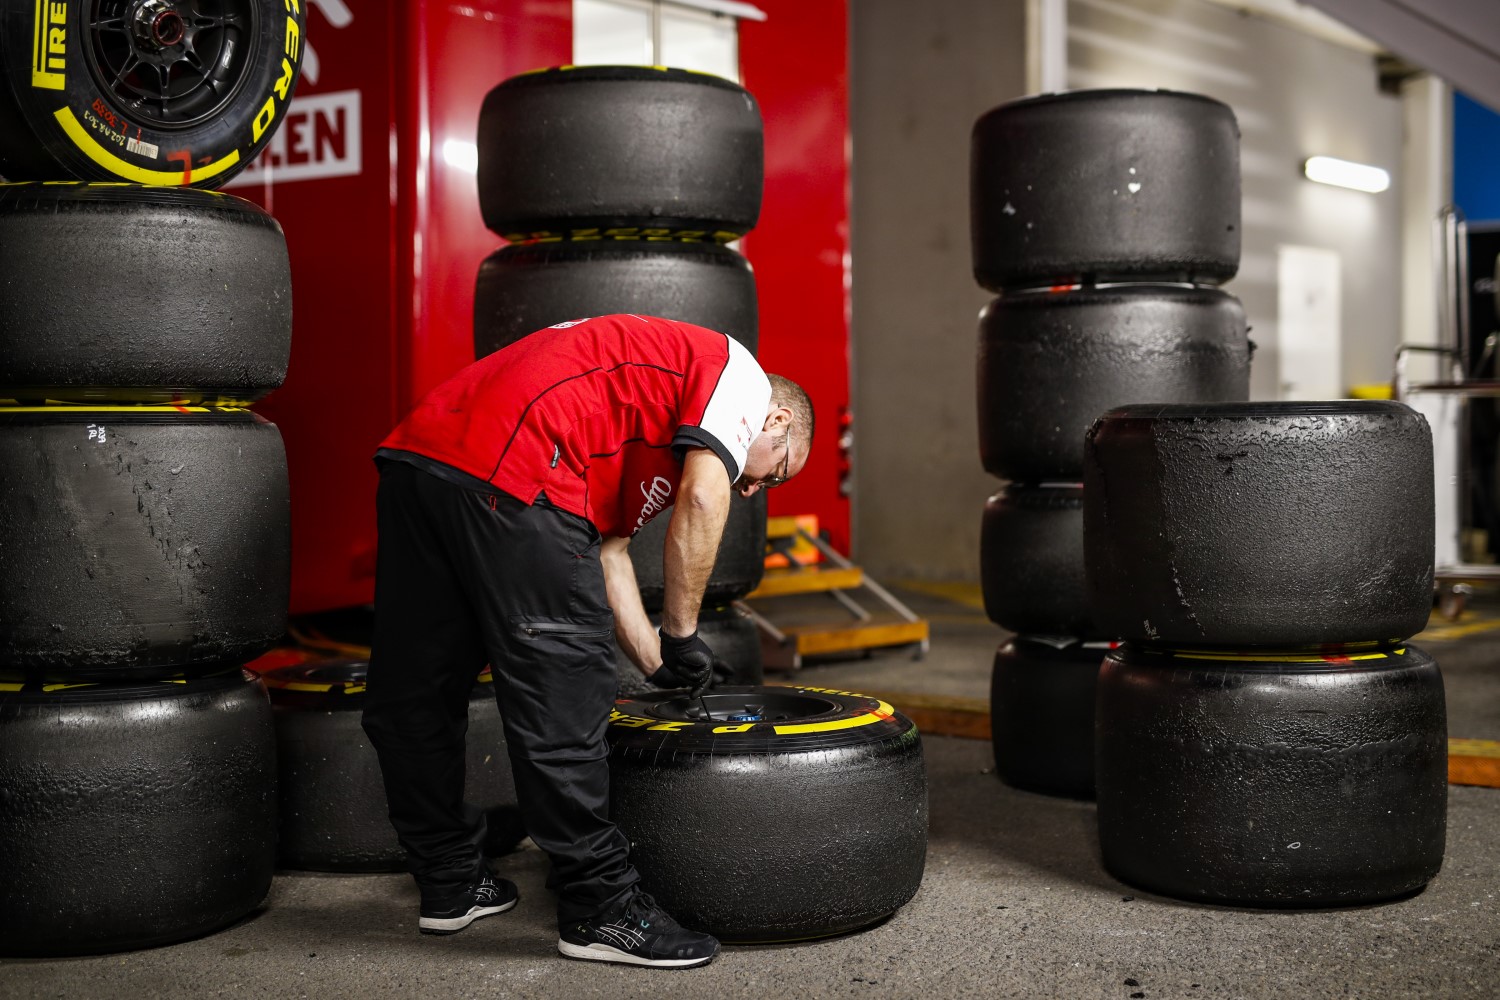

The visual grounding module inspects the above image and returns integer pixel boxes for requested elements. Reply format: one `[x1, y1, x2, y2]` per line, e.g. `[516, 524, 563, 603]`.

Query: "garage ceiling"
[1302, 0, 1500, 112]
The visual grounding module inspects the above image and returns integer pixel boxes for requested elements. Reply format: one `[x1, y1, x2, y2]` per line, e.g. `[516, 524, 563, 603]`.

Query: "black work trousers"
[361, 460, 639, 925]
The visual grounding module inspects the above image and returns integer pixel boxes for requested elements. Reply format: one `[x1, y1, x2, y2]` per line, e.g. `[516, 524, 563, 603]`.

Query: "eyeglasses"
[760, 431, 793, 489]
[735, 426, 793, 493]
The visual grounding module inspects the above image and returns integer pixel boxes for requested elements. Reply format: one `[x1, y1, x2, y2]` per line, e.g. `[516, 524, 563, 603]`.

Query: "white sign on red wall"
[223, 0, 360, 188]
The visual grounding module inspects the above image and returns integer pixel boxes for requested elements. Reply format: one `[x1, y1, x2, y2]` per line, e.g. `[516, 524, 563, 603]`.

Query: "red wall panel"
[237, 0, 570, 614]
[740, 0, 852, 553]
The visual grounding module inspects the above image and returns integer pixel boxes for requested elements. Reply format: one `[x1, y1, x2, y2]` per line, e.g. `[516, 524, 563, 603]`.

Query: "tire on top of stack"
[1084, 401, 1434, 648]
[477, 65, 762, 243]
[971, 89, 1240, 290]
[1085, 401, 1447, 906]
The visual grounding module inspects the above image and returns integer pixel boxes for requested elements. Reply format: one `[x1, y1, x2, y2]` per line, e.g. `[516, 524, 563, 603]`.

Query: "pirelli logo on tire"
[31, 0, 66, 91]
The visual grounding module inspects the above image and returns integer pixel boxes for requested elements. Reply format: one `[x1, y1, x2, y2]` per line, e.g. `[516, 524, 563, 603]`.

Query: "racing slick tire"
[971, 89, 1240, 290]
[606, 685, 928, 942]
[981, 486, 1101, 638]
[0, 182, 290, 402]
[0, 668, 276, 956]
[0, 406, 290, 677]
[630, 490, 767, 612]
[263, 660, 519, 872]
[990, 637, 1109, 799]
[473, 240, 758, 357]
[1095, 643, 1447, 906]
[1084, 401, 1435, 648]
[977, 285, 1249, 482]
[476, 64, 762, 242]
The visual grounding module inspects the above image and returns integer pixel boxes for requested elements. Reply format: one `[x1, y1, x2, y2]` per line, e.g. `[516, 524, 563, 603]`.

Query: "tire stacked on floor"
[0, 7, 304, 952]
[1085, 402, 1448, 906]
[262, 661, 520, 872]
[472, 66, 768, 692]
[969, 90, 1250, 798]
[606, 685, 928, 941]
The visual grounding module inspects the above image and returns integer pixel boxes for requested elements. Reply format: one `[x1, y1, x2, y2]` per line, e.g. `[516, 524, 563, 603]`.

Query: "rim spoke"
[108, 53, 141, 91]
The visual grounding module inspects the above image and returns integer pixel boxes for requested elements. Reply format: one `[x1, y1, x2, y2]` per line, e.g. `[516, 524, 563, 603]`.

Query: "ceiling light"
[1302, 155, 1390, 193]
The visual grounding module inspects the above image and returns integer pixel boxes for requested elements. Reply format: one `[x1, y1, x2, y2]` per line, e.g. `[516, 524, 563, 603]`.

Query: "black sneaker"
[558, 893, 719, 968]
[418, 872, 519, 935]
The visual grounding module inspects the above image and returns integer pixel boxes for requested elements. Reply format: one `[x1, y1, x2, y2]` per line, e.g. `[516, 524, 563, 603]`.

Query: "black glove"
[651, 629, 715, 696]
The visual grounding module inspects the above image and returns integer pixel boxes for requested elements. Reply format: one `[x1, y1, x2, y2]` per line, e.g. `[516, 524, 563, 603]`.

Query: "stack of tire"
[472, 66, 767, 693]
[969, 90, 1250, 797]
[473, 67, 930, 944]
[1084, 401, 1448, 906]
[0, 0, 306, 955]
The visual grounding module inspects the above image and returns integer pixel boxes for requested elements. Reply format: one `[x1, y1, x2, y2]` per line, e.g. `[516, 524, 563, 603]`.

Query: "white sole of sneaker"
[556, 939, 716, 968]
[419, 899, 517, 935]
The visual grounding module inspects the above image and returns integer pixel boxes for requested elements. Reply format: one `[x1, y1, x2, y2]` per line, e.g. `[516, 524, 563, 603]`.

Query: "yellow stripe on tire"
[773, 701, 896, 735]
[54, 108, 241, 185]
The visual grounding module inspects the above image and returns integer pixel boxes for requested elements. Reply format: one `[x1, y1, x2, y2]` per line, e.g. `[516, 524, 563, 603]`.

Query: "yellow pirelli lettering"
[272, 55, 294, 100]
[608, 711, 656, 729]
[284, 15, 301, 61]
[647, 721, 691, 732]
[774, 701, 896, 735]
[712, 723, 754, 734]
[53, 108, 241, 183]
[32, 0, 67, 90]
[42, 682, 94, 692]
[0, 681, 24, 692]
[793, 685, 873, 699]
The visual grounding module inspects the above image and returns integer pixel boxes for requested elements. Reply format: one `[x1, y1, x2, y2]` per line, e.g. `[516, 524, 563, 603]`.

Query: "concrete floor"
[3, 586, 1499, 999]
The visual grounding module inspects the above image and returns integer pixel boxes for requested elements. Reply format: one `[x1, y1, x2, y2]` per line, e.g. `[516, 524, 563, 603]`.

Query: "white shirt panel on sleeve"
[695, 337, 772, 480]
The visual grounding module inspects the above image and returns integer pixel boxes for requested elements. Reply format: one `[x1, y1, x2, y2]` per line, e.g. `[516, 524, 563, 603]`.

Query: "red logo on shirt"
[635, 476, 673, 531]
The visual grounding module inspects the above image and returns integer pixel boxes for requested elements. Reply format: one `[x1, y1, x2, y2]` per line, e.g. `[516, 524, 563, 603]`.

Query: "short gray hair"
[767, 374, 814, 458]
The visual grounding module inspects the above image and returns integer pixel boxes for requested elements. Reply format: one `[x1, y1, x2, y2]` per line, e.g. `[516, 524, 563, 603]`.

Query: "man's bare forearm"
[660, 448, 732, 637]
[601, 536, 662, 676]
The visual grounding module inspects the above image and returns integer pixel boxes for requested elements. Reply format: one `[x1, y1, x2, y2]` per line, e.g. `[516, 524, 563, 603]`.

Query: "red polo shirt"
[377, 314, 770, 538]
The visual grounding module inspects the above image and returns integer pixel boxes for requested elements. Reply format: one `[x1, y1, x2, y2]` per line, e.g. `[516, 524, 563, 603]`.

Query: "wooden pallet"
[741, 519, 929, 670]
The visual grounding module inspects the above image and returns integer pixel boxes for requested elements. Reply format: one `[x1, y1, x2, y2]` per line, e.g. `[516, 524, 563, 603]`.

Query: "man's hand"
[651, 629, 715, 696]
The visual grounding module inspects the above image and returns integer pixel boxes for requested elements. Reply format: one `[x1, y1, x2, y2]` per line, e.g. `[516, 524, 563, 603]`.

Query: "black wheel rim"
[645, 691, 845, 724]
[86, 0, 259, 130]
